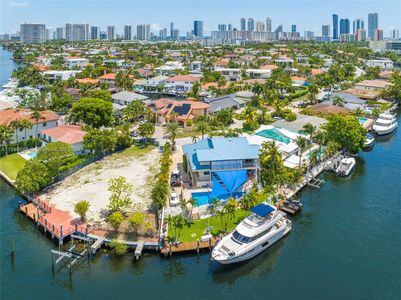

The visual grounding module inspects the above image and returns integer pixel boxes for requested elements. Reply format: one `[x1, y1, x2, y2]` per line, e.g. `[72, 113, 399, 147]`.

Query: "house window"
[19, 128, 23, 132]
[43, 122, 47, 127]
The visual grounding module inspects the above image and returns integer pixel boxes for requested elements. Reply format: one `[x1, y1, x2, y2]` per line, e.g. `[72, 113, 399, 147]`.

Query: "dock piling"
[10, 238, 14, 257]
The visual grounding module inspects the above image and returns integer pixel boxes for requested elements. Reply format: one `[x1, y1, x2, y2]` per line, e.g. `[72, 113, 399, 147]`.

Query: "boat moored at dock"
[212, 203, 291, 265]
[336, 157, 356, 177]
[373, 113, 398, 136]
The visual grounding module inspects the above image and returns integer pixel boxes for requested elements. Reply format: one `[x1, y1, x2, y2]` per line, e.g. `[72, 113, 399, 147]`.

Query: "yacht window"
[250, 227, 272, 242]
[232, 230, 251, 243]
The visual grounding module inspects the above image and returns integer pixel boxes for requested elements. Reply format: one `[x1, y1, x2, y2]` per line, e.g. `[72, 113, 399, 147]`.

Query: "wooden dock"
[20, 203, 39, 222]
[160, 237, 218, 256]
[134, 241, 144, 260]
[89, 235, 106, 255]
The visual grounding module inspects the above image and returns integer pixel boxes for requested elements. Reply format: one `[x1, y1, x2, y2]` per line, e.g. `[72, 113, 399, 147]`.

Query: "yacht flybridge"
[212, 203, 291, 265]
[373, 113, 398, 135]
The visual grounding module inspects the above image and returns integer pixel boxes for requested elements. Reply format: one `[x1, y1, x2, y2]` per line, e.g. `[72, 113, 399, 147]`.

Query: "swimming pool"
[19, 149, 38, 160]
[191, 192, 244, 206]
[256, 128, 291, 144]
[306, 148, 325, 160]
[358, 117, 368, 125]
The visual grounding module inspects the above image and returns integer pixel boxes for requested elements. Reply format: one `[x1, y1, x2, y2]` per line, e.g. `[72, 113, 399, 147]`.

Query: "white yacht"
[373, 113, 398, 135]
[212, 203, 291, 265]
[364, 133, 375, 149]
[336, 157, 356, 177]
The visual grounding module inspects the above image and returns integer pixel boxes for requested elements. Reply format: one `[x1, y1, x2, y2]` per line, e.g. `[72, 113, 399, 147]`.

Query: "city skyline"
[2, 0, 401, 35]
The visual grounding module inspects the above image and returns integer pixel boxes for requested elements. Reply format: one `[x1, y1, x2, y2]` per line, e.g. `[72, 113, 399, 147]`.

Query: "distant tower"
[266, 17, 272, 32]
[368, 13, 379, 39]
[291, 25, 297, 32]
[240, 18, 246, 31]
[193, 20, 204, 37]
[332, 14, 339, 39]
[247, 18, 255, 31]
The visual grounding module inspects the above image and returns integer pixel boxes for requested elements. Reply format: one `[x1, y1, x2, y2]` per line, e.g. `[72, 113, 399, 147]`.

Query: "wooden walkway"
[160, 238, 218, 255]
[20, 203, 38, 221]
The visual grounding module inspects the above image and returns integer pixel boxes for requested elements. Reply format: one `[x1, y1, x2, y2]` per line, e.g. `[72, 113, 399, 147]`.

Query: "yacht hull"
[373, 124, 398, 136]
[213, 224, 291, 265]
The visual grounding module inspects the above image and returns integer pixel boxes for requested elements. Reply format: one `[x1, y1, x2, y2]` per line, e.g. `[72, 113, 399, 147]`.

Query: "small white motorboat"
[336, 157, 356, 177]
[364, 133, 375, 149]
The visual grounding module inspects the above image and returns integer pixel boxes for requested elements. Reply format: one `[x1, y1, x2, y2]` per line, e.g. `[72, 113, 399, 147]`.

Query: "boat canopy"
[250, 203, 275, 217]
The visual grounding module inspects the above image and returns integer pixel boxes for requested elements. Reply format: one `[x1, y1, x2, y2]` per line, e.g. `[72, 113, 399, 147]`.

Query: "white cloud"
[150, 23, 163, 33]
[9, 1, 30, 8]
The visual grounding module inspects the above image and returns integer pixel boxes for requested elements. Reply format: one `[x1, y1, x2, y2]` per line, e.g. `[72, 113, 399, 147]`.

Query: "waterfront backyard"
[0, 153, 26, 181]
[38, 145, 159, 226]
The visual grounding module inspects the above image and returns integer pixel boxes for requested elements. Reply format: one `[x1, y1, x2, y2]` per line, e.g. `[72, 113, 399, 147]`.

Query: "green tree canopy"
[15, 160, 51, 194]
[70, 97, 113, 128]
[36, 142, 76, 176]
[323, 114, 367, 154]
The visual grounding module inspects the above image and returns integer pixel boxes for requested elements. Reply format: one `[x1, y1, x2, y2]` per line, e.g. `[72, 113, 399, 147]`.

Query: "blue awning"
[250, 204, 275, 217]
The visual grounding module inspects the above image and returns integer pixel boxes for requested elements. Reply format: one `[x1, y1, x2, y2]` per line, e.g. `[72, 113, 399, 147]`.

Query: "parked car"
[170, 192, 179, 206]
[170, 169, 182, 187]
[131, 131, 139, 137]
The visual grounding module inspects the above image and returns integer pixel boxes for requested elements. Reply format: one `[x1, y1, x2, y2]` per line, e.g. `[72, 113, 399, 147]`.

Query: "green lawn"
[0, 153, 26, 181]
[168, 209, 249, 242]
[111, 144, 156, 159]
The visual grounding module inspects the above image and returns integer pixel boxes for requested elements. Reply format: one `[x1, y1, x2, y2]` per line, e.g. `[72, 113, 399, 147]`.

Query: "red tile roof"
[98, 73, 116, 80]
[41, 125, 85, 145]
[76, 78, 99, 84]
[0, 109, 58, 125]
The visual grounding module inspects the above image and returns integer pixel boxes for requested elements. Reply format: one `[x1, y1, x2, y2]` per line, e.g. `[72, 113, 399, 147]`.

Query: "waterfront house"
[182, 137, 260, 188]
[213, 68, 242, 82]
[98, 73, 117, 85]
[245, 69, 272, 79]
[43, 70, 81, 82]
[111, 91, 149, 110]
[149, 98, 208, 127]
[213, 59, 230, 69]
[40, 124, 86, 154]
[205, 94, 247, 114]
[0, 109, 58, 143]
[65, 57, 90, 69]
[163, 75, 201, 93]
[364, 59, 393, 69]
[154, 61, 185, 76]
[144, 75, 169, 89]
[354, 79, 391, 91]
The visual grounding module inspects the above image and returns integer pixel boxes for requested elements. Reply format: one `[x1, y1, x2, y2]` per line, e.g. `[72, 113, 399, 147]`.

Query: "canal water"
[1, 48, 401, 300]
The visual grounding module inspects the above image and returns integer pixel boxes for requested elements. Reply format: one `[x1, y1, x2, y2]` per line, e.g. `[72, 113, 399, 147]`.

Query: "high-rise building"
[137, 24, 150, 40]
[390, 29, 400, 39]
[240, 18, 246, 31]
[170, 22, 174, 38]
[107, 26, 115, 40]
[340, 19, 350, 34]
[124, 25, 132, 40]
[247, 18, 255, 31]
[100, 31, 107, 40]
[374, 29, 383, 41]
[193, 20, 204, 37]
[256, 21, 265, 31]
[55, 27, 65, 40]
[90, 26, 100, 40]
[46, 28, 54, 41]
[304, 30, 315, 41]
[66, 23, 89, 41]
[159, 28, 167, 39]
[218, 24, 227, 32]
[332, 14, 339, 39]
[352, 19, 364, 34]
[228, 24, 233, 31]
[266, 17, 272, 32]
[20, 23, 46, 44]
[356, 29, 367, 41]
[291, 25, 297, 33]
[274, 25, 283, 40]
[368, 13, 379, 40]
[173, 29, 180, 39]
[322, 25, 330, 38]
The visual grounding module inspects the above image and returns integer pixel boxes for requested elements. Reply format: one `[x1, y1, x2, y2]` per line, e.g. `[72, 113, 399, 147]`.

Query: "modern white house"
[365, 59, 394, 69]
[163, 75, 201, 93]
[43, 70, 81, 82]
[245, 69, 272, 79]
[0, 109, 58, 143]
[354, 79, 391, 90]
[65, 57, 90, 69]
[214, 68, 242, 82]
[144, 75, 169, 88]
[154, 61, 185, 76]
[190, 61, 202, 73]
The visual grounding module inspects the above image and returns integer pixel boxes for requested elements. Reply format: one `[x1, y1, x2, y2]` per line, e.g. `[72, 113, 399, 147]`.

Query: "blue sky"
[1, 0, 400, 35]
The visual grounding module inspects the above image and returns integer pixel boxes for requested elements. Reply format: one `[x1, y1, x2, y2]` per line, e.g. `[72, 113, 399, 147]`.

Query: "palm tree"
[9, 120, 22, 152]
[0, 125, 14, 156]
[138, 122, 155, 146]
[351, 107, 364, 117]
[187, 197, 196, 222]
[164, 122, 180, 148]
[20, 119, 32, 149]
[295, 136, 308, 168]
[308, 83, 319, 104]
[301, 123, 316, 143]
[31, 110, 43, 147]
[194, 120, 210, 139]
[333, 96, 344, 107]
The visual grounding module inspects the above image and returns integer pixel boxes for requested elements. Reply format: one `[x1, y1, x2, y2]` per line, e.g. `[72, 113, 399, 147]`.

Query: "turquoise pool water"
[256, 128, 291, 144]
[191, 192, 244, 206]
[358, 117, 368, 125]
[26, 150, 38, 159]
[306, 148, 325, 160]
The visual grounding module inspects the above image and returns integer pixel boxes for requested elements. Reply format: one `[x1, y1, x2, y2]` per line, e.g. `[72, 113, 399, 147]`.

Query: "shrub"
[128, 212, 145, 232]
[74, 200, 90, 221]
[243, 120, 260, 131]
[108, 239, 128, 256]
[108, 212, 124, 231]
